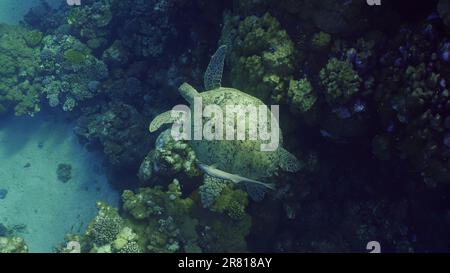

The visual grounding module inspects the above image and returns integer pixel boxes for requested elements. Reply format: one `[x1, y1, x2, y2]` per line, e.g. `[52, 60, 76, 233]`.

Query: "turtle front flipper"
[279, 148, 303, 172]
[149, 110, 176, 132]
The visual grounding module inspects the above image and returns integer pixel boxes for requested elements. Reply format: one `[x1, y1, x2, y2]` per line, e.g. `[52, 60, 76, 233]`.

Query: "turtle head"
[178, 83, 199, 105]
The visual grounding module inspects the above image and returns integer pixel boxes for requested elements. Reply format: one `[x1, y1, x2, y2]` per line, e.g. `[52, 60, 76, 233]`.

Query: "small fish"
[397, 113, 409, 124]
[394, 57, 403, 67]
[440, 42, 450, 62]
[332, 107, 352, 119]
[198, 163, 275, 190]
[353, 99, 366, 113]
[319, 130, 350, 144]
[320, 130, 333, 138]
[423, 24, 433, 35]
[343, 0, 353, 6]
[444, 133, 450, 148]
[387, 121, 396, 133]
[426, 12, 440, 22]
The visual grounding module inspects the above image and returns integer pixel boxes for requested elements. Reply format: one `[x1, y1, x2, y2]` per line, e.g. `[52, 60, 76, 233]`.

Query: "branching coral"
[311, 31, 332, 50]
[373, 25, 450, 188]
[198, 175, 228, 209]
[81, 202, 142, 253]
[208, 185, 249, 221]
[86, 202, 124, 246]
[287, 78, 317, 113]
[221, 12, 296, 103]
[122, 180, 199, 253]
[319, 58, 361, 106]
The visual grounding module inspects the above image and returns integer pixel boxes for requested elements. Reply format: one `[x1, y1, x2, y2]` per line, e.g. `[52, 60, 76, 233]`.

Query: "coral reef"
[208, 186, 249, 220]
[0, 25, 41, 116]
[0, 237, 28, 253]
[220, 13, 297, 103]
[198, 176, 228, 209]
[311, 31, 332, 50]
[319, 58, 361, 106]
[67, 0, 113, 49]
[39, 34, 108, 111]
[64, 178, 252, 253]
[57, 163, 72, 183]
[122, 180, 199, 253]
[438, 0, 450, 29]
[373, 23, 450, 188]
[198, 175, 250, 220]
[82, 202, 142, 253]
[75, 102, 152, 168]
[87, 202, 124, 246]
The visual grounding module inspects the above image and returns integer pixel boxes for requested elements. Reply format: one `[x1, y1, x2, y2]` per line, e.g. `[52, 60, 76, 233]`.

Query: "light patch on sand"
[0, 0, 62, 25]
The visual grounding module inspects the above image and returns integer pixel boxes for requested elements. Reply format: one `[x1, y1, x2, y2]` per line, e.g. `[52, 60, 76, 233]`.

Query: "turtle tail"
[178, 83, 199, 105]
[279, 148, 303, 172]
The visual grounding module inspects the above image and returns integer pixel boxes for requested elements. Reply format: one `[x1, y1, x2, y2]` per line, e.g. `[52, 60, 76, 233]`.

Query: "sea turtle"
[149, 45, 302, 200]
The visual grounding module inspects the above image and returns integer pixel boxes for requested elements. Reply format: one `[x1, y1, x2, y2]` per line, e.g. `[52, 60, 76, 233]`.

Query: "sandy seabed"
[0, 113, 119, 252]
[0, 0, 62, 25]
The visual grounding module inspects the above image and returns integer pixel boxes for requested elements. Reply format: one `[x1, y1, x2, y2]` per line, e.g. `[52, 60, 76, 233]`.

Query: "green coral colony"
[1, 0, 450, 253]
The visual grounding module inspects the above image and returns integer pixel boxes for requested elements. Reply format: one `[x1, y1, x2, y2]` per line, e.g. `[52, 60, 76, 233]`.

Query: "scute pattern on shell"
[190, 87, 284, 180]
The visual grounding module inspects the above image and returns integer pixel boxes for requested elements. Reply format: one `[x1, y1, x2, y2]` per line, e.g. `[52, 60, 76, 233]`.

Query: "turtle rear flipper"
[204, 45, 227, 90]
[149, 110, 176, 132]
[244, 182, 270, 202]
[279, 148, 303, 172]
